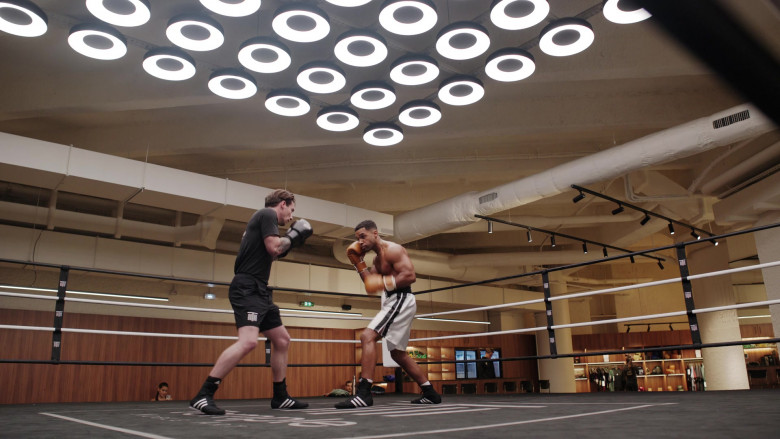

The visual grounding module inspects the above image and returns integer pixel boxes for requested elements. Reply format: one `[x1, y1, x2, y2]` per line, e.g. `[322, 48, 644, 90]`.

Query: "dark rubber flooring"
[2, 391, 777, 438]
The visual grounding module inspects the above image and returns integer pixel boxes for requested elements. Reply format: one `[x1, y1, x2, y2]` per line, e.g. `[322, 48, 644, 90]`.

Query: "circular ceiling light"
[334, 30, 388, 67]
[85, 0, 151, 27]
[539, 17, 594, 57]
[166, 14, 224, 52]
[142, 47, 196, 81]
[485, 48, 535, 82]
[272, 3, 330, 43]
[265, 89, 311, 116]
[317, 106, 360, 131]
[602, 0, 651, 24]
[398, 100, 441, 127]
[489, 0, 549, 30]
[238, 37, 291, 73]
[296, 61, 346, 94]
[200, 0, 262, 18]
[208, 68, 257, 99]
[364, 122, 403, 147]
[378, 0, 437, 36]
[438, 75, 484, 106]
[389, 54, 439, 86]
[0, 0, 47, 37]
[350, 81, 396, 110]
[68, 23, 127, 60]
[325, 0, 372, 6]
[435, 21, 490, 61]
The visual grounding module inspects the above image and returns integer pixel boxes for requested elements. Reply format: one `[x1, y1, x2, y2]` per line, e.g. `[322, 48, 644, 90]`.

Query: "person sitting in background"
[478, 349, 496, 379]
[326, 380, 353, 397]
[152, 382, 172, 401]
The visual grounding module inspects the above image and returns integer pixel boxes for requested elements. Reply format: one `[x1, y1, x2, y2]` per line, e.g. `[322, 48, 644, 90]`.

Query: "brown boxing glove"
[364, 274, 396, 294]
[346, 241, 368, 273]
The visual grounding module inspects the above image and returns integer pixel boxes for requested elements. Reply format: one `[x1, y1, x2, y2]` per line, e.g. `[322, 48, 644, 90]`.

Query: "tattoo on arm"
[278, 236, 292, 256]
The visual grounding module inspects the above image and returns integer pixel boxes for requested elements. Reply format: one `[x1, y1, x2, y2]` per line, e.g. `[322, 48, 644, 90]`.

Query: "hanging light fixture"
[200, 0, 262, 18]
[582, 242, 588, 254]
[485, 48, 535, 82]
[85, 0, 151, 27]
[490, 0, 550, 30]
[316, 106, 360, 132]
[640, 213, 651, 225]
[0, 0, 47, 37]
[208, 68, 257, 99]
[550, 235, 556, 247]
[629, 255, 635, 263]
[350, 81, 396, 110]
[364, 122, 403, 147]
[690, 230, 700, 240]
[68, 23, 127, 60]
[611, 204, 624, 215]
[166, 14, 224, 51]
[539, 17, 594, 57]
[378, 0, 437, 36]
[398, 100, 441, 127]
[142, 47, 196, 81]
[265, 89, 311, 117]
[272, 3, 330, 43]
[334, 30, 388, 67]
[526, 229, 533, 243]
[435, 21, 490, 60]
[389, 54, 439, 86]
[602, 0, 651, 24]
[668, 222, 675, 235]
[602, 247, 608, 257]
[572, 190, 585, 203]
[325, 0, 372, 6]
[657, 261, 665, 270]
[487, 220, 493, 234]
[296, 61, 346, 94]
[438, 75, 484, 106]
[238, 37, 291, 73]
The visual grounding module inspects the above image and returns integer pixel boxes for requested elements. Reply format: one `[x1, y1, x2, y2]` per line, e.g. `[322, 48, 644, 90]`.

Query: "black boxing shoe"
[335, 378, 373, 409]
[189, 394, 226, 415]
[411, 385, 441, 405]
[271, 396, 309, 409]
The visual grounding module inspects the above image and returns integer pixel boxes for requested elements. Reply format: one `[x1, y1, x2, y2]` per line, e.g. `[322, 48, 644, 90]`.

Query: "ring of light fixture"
[438, 75, 484, 106]
[200, 0, 262, 18]
[208, 68, 257, 99]
[85, 0, 151, 27]
[350, 81, 396, 110]
[389, 54, 439, 86]
[238, 37, 291, 73]
[265, 89, 311, 116]
[272, 3, 330, 43]
[325, 0, 372, 6]
[484, 48, 535, 82]
[538, 17, 594, 57]
[0, 0, 47, 37]
[489, 0, 550, 30]
[378, 0, 438, 36]
[435, 21, 490, 61]
[296, 62, 346, 94]
[364, 122, 403, 147]
[316, 106, 360, 131]
[142, 47, 196, 81]
[398, 100, 441, 127]
[334, 30, 388, 67]
[602, 0, 651, 24]
[166, 14, 224, 52]
[68, 23, 127, 60]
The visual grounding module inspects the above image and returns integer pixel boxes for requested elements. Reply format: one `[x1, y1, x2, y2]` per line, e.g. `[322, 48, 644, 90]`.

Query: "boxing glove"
[364, 274, 397, 294]
[346, 242, 367, 273]
[286, 219, 313, 248]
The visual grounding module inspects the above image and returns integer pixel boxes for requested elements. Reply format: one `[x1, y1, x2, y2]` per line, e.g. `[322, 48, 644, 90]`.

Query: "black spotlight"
[611, 204, 624, 215]
[668, 223, 675, 235]
[640, 214, 650, 225]
[572, 191, 585, 203]
[341, 304, 352, 311]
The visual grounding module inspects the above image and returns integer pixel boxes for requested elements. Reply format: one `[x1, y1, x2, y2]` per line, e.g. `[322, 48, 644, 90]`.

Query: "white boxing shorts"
[368, 286, 416, 351]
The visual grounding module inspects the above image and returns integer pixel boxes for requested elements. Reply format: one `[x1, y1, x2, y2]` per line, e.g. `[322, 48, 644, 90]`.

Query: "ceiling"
[1, 0, 779, 295]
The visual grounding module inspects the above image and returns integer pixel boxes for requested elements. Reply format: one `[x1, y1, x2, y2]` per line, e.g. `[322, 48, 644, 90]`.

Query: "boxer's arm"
[265, 234, 291, 258]
[386, 245, 416, 288]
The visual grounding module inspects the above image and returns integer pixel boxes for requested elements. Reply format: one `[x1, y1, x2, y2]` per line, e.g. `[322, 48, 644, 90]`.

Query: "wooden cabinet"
[574, 352, 697, 392]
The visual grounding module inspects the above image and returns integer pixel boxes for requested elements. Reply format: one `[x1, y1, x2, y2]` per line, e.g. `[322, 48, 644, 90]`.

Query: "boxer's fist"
[364, 274, 384, 294]
[286, 219, 312, 247]
[346, 242, 367, 273]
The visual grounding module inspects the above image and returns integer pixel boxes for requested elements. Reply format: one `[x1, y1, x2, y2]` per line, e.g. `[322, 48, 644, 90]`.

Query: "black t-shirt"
[233, 208, 279, 282]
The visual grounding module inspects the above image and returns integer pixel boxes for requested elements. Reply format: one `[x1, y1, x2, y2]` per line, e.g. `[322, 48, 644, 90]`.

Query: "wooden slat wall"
[0, 309, 355, 405]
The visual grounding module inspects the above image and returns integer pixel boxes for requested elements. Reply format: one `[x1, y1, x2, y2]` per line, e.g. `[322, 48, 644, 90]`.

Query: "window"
[455, 348, 502, 379]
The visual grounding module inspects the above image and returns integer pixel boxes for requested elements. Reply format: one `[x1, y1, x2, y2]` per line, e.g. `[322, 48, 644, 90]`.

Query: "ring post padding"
[265, 339, 272, 364]
[542, 271, 557, 357]
[51, 266, 69, 362]
[676, 245, 702, 345]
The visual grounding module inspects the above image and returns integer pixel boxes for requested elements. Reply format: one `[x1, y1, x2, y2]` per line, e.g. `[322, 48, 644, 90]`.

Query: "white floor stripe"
[384, 407, 497, 417]
[40, 413, 174, 439]
[328, 404, 660, 439]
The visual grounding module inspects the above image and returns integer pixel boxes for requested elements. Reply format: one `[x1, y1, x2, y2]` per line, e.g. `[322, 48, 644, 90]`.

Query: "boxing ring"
[1, 223, 779, 438]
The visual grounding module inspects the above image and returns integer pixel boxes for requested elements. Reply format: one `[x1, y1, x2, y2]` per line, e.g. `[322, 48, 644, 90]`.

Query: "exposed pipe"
[394, 104, 775, 243]
[699, 140, 780, 195]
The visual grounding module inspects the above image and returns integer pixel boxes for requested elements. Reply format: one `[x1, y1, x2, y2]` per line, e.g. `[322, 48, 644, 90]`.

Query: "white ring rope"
[415, 298, 545, 318]
[410, 326, 547, 342]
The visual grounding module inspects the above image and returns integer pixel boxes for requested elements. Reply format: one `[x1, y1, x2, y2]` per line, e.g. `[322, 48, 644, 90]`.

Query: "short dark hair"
[355, 219, 377, 232]
[158, 382, 168, 389]
[265, 189, 295, 208]
[345, 380, 352, 386]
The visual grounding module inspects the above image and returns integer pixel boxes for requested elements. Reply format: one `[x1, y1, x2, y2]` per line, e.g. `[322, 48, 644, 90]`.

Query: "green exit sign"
[300, 301, 314, 307]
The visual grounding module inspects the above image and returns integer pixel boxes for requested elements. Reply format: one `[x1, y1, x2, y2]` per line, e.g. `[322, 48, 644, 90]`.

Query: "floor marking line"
[384, 407, 498, 417]
[40, 413, 174, 439]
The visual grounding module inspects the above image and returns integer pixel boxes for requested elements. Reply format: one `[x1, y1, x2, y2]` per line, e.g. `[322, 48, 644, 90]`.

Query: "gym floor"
[2, 390, 777, 438]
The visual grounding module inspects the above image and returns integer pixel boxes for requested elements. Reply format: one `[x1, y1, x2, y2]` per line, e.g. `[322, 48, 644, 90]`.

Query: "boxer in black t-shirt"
[190, 189, 313, 415]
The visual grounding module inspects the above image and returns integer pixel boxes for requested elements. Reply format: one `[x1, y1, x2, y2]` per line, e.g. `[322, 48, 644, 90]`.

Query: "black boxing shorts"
[229, 273, 283, 331]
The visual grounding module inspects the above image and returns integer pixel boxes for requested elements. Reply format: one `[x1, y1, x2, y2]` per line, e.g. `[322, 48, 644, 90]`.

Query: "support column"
[687, 241, 749, 390]
[755, 213, 780, 346]
[534, 271, 575, 393]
